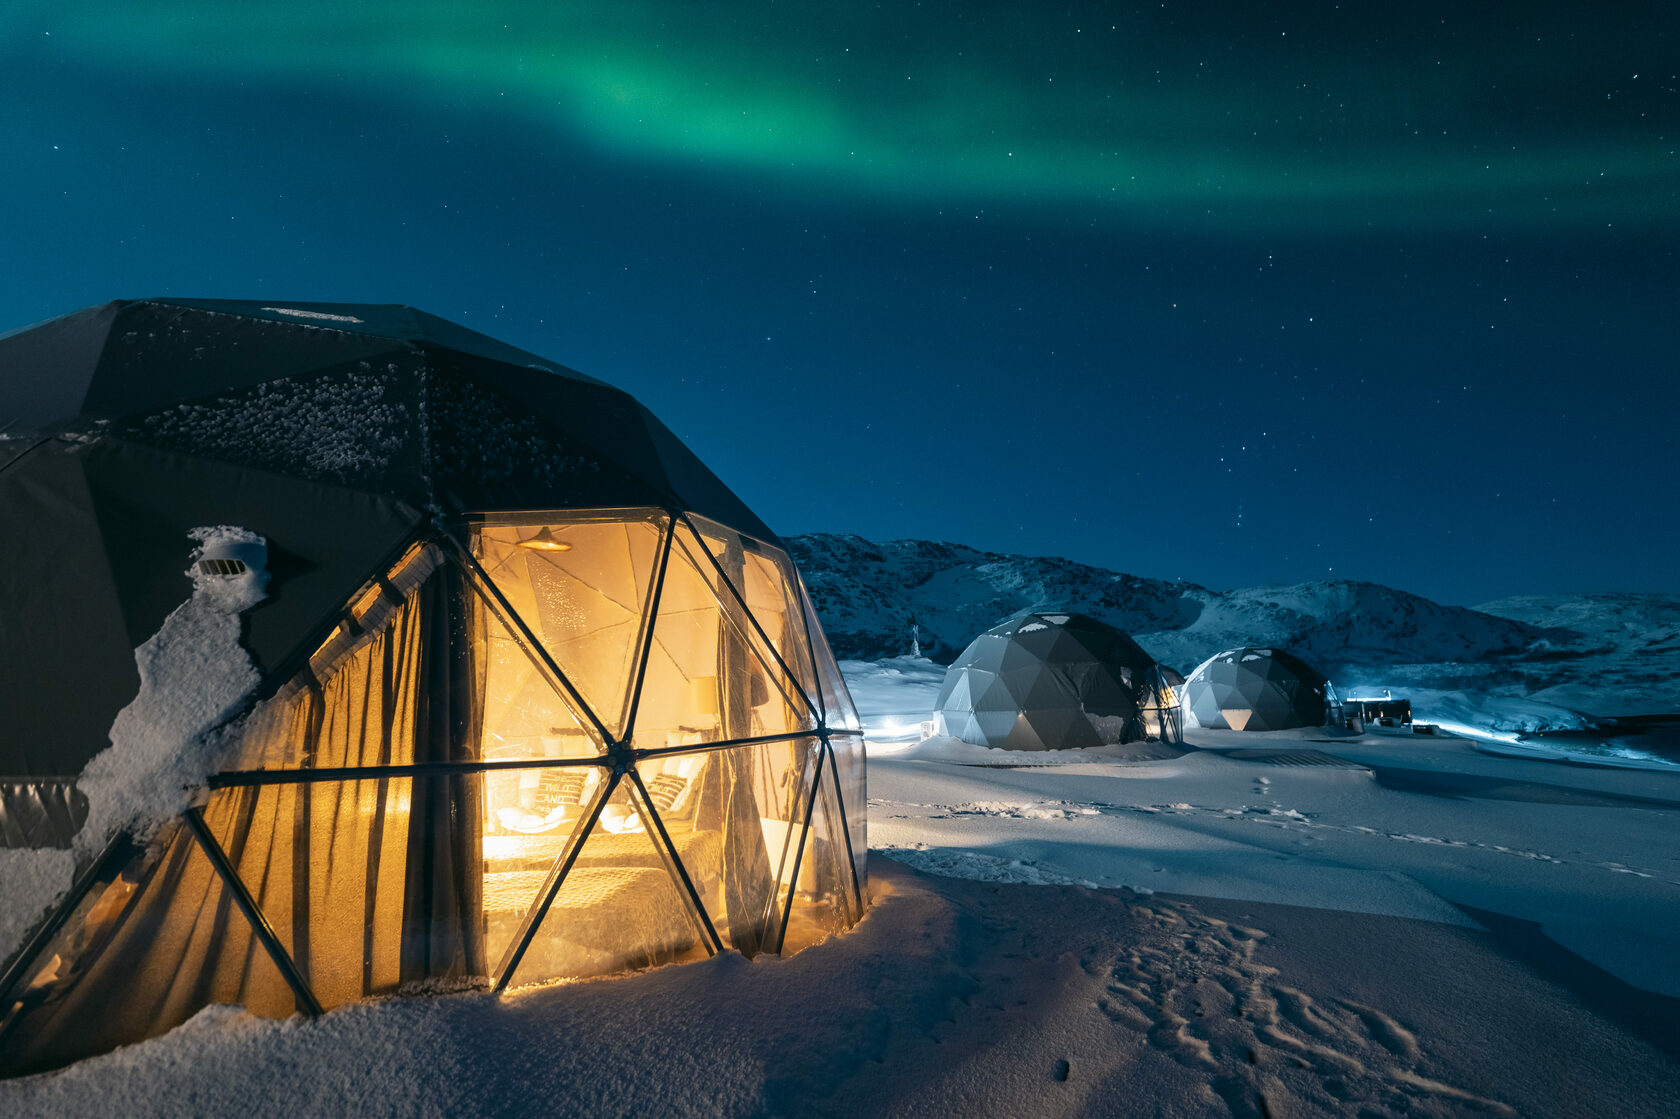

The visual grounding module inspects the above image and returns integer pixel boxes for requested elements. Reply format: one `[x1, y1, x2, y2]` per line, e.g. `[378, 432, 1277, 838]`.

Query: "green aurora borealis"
[2, 2, 1676, 602]
[16, 0, 1676, 231]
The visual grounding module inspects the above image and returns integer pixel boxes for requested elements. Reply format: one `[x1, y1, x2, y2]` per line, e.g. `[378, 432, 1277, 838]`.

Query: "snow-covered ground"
[5, 658, 1679, 1116]
[870, 744, 1680, 985]
[15, 851, 1679, 1119]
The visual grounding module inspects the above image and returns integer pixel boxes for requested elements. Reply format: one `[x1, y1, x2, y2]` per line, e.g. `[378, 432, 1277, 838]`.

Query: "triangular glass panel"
[508, 779, 708, 987]
[757, 736, 820, 948]
[826, 734, 868, 898]
[630, 740, 816, 958]
[778, 755, 855, 954]
[471, 561, 607, 763]
[479, 767, 607, 972]
[0, 824, 296, 1076]
[684, 514, 822, 716]
[474, 511, 666, 742]
[796, 576, 863, 732]
[630, 523, 816, 750]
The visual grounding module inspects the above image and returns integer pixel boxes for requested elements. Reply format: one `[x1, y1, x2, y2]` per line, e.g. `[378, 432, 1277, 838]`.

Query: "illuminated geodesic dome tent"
[0, 299, 865, 1076]
[934, 612, 1162, 751]
[1139, 664, 1188, 743]
[1180, 647, 1332, 732]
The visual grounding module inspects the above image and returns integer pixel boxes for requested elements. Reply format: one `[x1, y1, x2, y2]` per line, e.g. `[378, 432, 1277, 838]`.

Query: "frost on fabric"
[427, 371, 601, 488]
[74, 527, 270, 858]
[0, 849, 76, 967]
[125, 367, 410, 484]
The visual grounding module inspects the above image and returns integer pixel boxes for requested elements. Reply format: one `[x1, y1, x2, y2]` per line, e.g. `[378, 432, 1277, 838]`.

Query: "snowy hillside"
[787, 534, 1680, 716]
[1475, 592, 1680, 653]
[1139, 580, 1540, 679]
[786, 535, 1201, 664]
[1472, 593, 1680, 713]
[788, 534, 1540, 671]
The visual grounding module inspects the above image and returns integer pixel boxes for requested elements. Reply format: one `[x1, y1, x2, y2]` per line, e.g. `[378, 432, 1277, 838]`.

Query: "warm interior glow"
[479, 515, 665, 740]
[473, 516, 847, 975]
[0, 514, 868, 1073]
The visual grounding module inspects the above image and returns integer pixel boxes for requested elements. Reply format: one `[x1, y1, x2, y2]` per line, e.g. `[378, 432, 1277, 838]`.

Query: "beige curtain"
[696, 532, 767, 953]
[0, 557, 487, 1077]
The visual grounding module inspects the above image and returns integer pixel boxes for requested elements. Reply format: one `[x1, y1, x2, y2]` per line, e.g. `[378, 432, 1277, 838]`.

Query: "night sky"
[3, 2, 1675, 605]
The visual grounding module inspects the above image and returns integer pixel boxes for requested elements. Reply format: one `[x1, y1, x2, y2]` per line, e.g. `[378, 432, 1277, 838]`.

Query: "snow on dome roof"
[260, 306, 365, 324]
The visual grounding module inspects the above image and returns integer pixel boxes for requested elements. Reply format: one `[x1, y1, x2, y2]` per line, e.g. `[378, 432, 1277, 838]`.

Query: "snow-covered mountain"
[1475, 593, 1680, 651]
[787, 535, 1201, 663]
[787, 534, 1680, 714]
[1470, 593, 1680, 713]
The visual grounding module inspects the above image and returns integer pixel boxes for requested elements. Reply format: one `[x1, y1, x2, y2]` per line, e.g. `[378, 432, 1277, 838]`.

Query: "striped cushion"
[645, 773, 689, 811]
[532, 770, 590, 814]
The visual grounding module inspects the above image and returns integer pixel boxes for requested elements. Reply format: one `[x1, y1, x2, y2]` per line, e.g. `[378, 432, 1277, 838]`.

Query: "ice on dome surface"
[128, 370, 409, 484]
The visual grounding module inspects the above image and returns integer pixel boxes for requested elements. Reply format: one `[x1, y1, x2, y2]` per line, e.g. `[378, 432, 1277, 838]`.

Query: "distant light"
[517, 527, 572, 552]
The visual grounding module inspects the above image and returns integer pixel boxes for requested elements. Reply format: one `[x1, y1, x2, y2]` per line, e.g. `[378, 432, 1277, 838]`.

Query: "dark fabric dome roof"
[0, 298, 776, 779]
[934, 611, 1157, 751]
[0, 298, 771, 535]
[1180, 647, 1330, 731]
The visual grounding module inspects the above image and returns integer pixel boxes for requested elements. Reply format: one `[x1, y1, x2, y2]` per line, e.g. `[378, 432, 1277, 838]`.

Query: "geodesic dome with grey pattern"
[934, 612, 1157, 751]
[1180, 647, 1330, 732]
